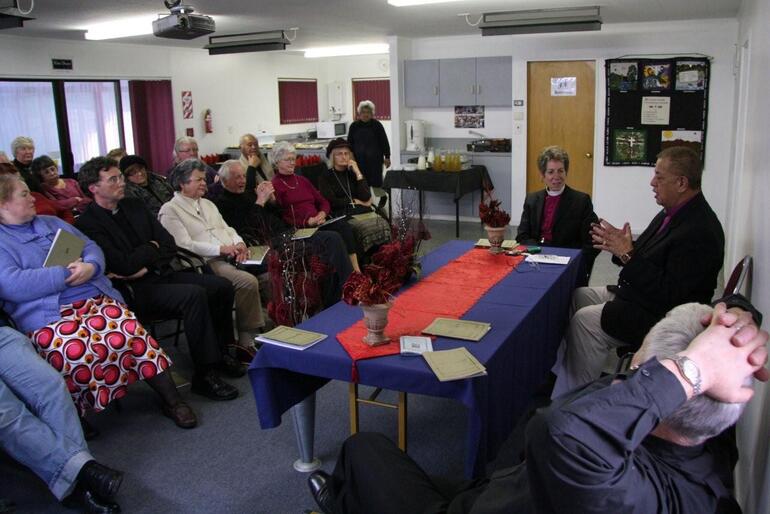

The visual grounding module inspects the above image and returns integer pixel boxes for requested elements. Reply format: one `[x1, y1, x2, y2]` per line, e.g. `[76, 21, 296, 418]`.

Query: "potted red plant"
[479, 194, 511, 254]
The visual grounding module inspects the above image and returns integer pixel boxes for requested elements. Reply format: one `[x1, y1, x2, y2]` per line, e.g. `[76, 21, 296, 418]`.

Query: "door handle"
[585, 152, 592, 159]
[471, 85, 476, 94]
[433, 85, 439, 95]
[477, 84, 482, 95]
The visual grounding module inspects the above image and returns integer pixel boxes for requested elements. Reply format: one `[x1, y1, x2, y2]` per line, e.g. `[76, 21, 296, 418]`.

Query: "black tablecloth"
[382, 165, 493, 199]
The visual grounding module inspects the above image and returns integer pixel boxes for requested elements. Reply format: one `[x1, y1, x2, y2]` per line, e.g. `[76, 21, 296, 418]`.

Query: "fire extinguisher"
[204, 109, 213, 133]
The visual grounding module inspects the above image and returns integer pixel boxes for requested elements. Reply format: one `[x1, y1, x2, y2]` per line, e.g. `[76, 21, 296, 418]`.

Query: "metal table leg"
[455, 198, 460, 238]
[291, 393, 321, 472]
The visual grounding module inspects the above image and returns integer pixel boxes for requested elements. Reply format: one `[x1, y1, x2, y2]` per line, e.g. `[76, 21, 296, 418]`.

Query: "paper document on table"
[256, 325, 327, 350]
[352, 211, 378, 222]
[423, 347, 487, 382]
[525, 254, 571, 265]
[242, 245, 269, 265]
[422, 318, 491, 342]
[400, 336, 433, 356]
[292, 228, 318, 240]
[475, 239, 517, 249]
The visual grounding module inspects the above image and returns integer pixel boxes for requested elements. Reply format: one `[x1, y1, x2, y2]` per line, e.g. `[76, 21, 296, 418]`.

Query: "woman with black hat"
[119, 155, 174, 217]
[319, 138, 391, 255]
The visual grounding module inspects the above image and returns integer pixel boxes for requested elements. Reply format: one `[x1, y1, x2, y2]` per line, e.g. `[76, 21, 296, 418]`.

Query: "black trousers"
[330, 432, 449, 514]
[308, 230, 353, 306]
[126, 271, 235, 371]
[320, 219, 359, 256]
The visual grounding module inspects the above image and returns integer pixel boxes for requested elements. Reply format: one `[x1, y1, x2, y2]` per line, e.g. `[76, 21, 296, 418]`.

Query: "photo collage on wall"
[604, 57, 709, 166]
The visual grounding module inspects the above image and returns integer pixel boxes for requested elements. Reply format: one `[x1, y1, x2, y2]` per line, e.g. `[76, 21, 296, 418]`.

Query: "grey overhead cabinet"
[403, 57, 512, 107]
[404, 59, 440, 107]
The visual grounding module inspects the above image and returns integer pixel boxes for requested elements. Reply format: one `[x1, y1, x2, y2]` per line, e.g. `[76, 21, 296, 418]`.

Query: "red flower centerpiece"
[479, 194, 511, 254]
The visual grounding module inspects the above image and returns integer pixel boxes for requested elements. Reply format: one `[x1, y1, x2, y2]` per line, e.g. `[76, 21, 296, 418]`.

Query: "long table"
[383, 166, 492, 238]
[249, 241, 582, 477]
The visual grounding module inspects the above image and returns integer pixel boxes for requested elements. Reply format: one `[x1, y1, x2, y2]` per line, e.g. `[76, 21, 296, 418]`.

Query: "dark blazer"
[74, 197, 178, 278]
[602, 192, 725, 346]
[516, 185, 599, 278]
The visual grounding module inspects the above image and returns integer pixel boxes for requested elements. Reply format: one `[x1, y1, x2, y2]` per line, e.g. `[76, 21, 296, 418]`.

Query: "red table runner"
[337, 248, 524, 380]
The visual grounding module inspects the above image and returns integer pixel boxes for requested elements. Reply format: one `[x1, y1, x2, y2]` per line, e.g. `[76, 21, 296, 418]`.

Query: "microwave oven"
[316, 121, 347, 139]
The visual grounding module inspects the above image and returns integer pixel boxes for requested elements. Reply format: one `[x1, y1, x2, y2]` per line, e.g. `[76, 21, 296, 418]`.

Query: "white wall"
[0, 35, 391, 155]
[399, 19, 738, 232]
[731, 0, 770, 512]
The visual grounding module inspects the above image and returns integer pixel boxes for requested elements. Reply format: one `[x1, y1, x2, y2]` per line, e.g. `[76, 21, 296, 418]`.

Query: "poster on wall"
[182, 91, 194, 119]
[604, 56, 710, 166]
[454, 106, 485, 128]
[551, 77, 576, 96]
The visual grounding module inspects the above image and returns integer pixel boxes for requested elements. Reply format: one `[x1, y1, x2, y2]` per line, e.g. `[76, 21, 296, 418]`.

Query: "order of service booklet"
[422, 318, 492, 342]
[43, 229, 85, 267]
[475, 238, 517, 249]
[256, 326, 327, 351]
[423, 347, 487, 382]
[242, 245, 269, 265]
[292, 228, 318, 240]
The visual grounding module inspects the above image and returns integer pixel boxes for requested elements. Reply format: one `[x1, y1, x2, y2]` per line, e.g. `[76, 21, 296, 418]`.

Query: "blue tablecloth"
[249, 240, 583, 477]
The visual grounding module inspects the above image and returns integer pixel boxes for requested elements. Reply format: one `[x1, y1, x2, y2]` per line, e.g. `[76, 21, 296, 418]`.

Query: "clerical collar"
[546, 186, 565, 197]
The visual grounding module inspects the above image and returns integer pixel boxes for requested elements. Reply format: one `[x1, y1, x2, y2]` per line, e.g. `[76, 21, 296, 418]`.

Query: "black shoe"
[77, 461, 123, 501]
[80, 418, 99, 441]
[191, 371, 238, 401]
[216, 354, 247, 378]
[162, 401, 198, 429]
[63, 485, 121, 513]
[308, 471, 337, 514]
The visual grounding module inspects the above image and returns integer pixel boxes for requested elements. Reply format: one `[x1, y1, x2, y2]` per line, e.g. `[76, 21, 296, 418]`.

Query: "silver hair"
[218, 159, 243, 182]
[357, 100, 375, 115]
[239, 133, 257, 147]
[168, 158, 205, 191]
[636, 303, 748, 444]
[11, 136, 34, 156]
[173, 136, 198, 157]
[270, 141, 296, 164]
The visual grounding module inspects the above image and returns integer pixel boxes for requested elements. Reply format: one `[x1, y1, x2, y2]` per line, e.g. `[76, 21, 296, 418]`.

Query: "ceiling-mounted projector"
[152, 4, 214, 40]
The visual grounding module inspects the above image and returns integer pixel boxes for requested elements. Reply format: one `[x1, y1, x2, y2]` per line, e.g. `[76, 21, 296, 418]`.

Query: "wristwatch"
[619, 251, 633, 264]
[671, 355, 702, 395]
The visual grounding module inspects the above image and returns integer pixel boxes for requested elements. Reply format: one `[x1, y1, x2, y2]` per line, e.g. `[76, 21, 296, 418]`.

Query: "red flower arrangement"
[479, 195, 511, 228]
[342, 237, 418, 306]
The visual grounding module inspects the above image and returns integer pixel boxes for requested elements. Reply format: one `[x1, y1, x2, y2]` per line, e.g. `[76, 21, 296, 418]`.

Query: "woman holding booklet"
[0, 174, 196, 428]
[269, 141, 361, 272]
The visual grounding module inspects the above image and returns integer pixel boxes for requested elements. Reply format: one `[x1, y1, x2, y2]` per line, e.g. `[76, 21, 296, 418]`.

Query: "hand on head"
[591, 219, 633, 256]
[681, 303, 769, 403]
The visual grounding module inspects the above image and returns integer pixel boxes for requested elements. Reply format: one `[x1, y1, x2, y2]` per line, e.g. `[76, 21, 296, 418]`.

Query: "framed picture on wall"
[612, 128, 648, 163]
[675, 61, 707, 91]
[608, 62, 639, 91]
[642, 63, 672, 91]
[661, 130, 703, 154]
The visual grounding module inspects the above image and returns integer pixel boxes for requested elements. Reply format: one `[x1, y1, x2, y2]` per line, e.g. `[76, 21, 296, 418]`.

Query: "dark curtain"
[278, 80, 319, 124]
[128, 80, 175, 174]
[352, 79, 391, 120]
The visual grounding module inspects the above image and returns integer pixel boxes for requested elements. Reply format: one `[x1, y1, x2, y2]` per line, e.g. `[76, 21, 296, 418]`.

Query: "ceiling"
[2, 0, 741, 50]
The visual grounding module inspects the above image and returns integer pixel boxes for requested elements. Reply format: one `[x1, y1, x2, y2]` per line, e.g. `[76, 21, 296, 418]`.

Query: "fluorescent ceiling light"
[388, 0, 464, 5]
[304, 43, 389, 58]
[84, 16, 155, 40]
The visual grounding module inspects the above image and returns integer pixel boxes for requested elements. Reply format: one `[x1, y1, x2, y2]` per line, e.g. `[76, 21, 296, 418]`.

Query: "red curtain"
[128, 80, 175, 174]
[352, 79, 391, 120]
[278, 80, 319, 124]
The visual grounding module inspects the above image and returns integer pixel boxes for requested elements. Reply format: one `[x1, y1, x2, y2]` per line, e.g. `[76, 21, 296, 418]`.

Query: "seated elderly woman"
[318, 138, 390, 255]
[119, 154, 174, 217]
[0, 162, 74, 223]
[516, 145, 599, 282]
[0, 174, 196, 428]
[31, 156, 91, 214]
[158, 158, 266, 352]
[270, 141, 361, 272]
[10, 135, 40, 192]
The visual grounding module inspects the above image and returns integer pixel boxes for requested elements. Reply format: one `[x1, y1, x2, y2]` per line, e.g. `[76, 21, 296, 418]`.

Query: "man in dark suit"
[516, 146, 598, 282]
[74, 157, 241, 404]
[552, 146, 725, 396]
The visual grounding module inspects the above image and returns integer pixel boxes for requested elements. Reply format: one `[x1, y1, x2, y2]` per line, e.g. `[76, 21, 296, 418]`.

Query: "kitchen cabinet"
[404, 59, 439, 107]
[439, 58, 477, 107]
[404, 57, 512, 107]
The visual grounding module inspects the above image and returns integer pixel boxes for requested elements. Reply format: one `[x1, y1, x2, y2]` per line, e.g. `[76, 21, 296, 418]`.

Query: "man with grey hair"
[170, 136, 221, 199]
[238, 133, 274, 190]
[214, 159, 352, 307]
[307, 299, 767, 514]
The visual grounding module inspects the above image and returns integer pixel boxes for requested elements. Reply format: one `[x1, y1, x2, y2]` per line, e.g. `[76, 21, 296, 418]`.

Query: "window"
[0, 81, 61, 162]
[278, 79, 319, 124]
[64, 81, 122, 172]
[352, 78, 391, 120]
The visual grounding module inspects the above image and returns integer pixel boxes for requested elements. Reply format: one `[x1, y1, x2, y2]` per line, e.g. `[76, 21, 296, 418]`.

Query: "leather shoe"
[216, 354, 247, 378]
[63, 485, 121, 513]
[162, 401, 198, 428]
[308, 471, 338, 514]
[77, 461, 123, 500]
[191, 370, 238, 401]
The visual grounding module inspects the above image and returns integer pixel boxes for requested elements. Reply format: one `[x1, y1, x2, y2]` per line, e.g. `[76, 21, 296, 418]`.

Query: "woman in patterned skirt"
[0, 174, 197, 429]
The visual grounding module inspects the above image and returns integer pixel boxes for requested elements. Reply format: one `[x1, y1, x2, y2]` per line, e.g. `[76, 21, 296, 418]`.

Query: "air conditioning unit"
[480, 6, 602, 36]
[205, 30, 290, 55]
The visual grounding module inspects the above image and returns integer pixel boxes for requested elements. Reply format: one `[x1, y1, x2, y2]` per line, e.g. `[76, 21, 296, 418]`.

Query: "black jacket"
[213, 190, 292, 247]
[74, 197, 178, 278]
[602, 192, 725, 346]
